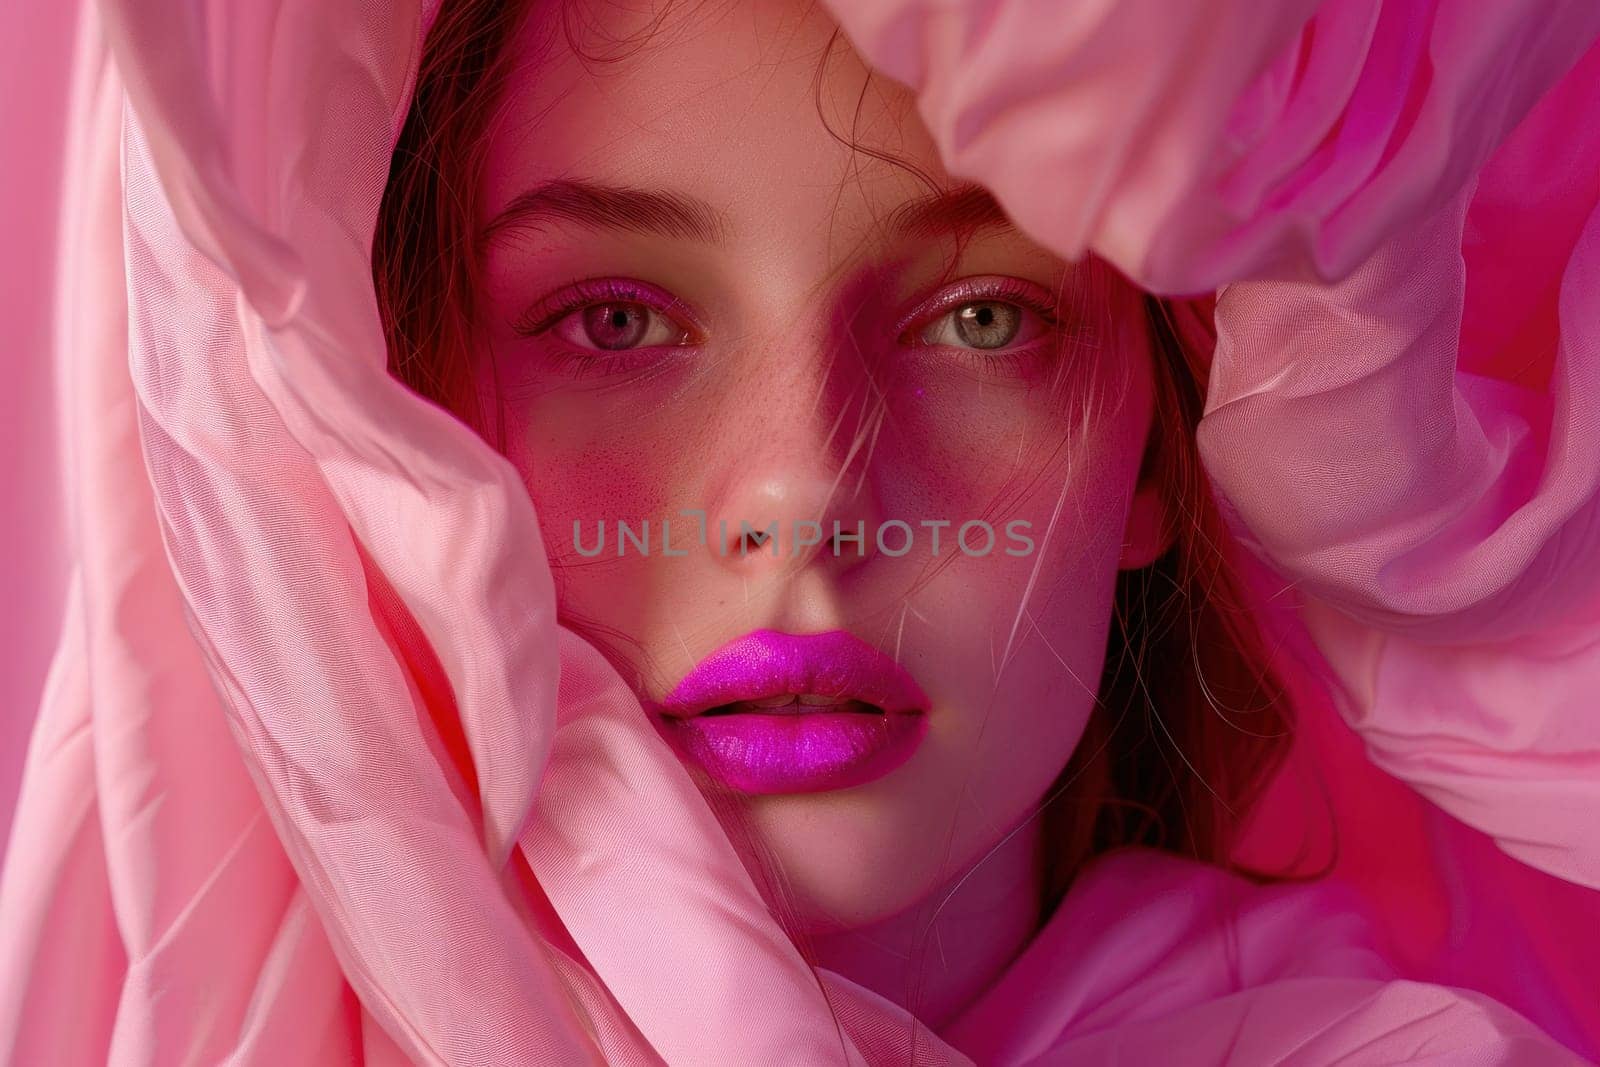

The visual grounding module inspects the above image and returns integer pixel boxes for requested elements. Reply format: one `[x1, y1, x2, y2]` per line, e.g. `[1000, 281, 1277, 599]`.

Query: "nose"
[700, 379, 885, 577]
[708, 470, 880, 569]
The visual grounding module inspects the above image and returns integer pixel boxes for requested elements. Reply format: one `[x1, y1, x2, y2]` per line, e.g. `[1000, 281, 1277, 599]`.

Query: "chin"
[737, 773, 969, 932]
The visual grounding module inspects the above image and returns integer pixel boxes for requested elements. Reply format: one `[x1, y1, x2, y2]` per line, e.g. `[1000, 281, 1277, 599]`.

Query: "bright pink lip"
[651, 630, 930, 795]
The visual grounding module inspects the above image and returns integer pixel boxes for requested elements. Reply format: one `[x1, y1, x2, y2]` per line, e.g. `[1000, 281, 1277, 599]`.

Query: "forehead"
[480, 0, 946, 231]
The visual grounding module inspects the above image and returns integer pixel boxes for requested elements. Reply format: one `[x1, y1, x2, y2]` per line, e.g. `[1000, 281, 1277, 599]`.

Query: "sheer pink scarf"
[2, 1, 1597, 1063]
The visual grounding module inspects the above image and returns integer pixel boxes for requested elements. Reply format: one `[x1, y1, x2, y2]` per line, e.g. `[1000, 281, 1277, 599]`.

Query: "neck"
[803, 818, 1045, 1029]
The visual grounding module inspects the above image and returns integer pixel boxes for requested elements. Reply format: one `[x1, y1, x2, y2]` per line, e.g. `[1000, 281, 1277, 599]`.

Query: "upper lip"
[652, 629, 930, 719]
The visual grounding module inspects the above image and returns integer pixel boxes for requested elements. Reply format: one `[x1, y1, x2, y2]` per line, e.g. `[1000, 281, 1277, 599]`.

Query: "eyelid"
[892, 275, 1060, 343]
[512, 276, 706, 340]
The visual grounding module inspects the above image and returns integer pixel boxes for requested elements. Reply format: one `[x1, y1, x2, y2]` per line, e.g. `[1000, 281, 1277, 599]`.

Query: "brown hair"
[373, 0, 1293, 915]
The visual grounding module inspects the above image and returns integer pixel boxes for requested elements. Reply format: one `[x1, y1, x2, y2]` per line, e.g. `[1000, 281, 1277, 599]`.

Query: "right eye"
[551, 301, 695, 351]
[515, 277, 703, 354]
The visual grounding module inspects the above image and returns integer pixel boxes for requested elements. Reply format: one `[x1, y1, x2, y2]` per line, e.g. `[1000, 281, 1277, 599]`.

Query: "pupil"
[954, 301, 1020, 349]
[586, 302, 648, 350]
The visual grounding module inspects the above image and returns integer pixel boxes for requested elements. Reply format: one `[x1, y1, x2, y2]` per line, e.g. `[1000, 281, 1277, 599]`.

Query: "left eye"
[920, 301, 1021, 349]
[910, 296, 1053, 352]
[552, 301, 692, 351]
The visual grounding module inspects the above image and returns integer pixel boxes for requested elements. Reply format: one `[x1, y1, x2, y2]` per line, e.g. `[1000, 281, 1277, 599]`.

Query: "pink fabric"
[2, 1, 1596, 1064]
[832, 0, 1600, 293]
[0, 0, 75, 862]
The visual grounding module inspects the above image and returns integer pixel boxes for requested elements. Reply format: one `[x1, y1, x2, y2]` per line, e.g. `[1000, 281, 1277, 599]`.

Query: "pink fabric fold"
[1203, 187, 1600, 890]
[826, 0, 1600, 293]
[945, 850, 1586, 1065]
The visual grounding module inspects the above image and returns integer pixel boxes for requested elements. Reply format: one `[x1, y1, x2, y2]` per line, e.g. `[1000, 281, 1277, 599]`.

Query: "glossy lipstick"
[652, 630, 930, 794]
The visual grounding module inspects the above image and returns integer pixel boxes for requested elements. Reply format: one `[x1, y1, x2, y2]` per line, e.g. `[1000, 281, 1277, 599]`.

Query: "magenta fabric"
[2, 1, 1597, 1063]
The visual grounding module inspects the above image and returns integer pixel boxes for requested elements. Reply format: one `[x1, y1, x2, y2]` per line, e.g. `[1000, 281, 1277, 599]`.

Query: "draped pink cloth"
[2, 1, 1597, 1063]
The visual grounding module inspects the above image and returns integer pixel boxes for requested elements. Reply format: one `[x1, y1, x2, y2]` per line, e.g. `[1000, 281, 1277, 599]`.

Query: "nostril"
[738, 527, 773, 554]
[830, 519, 871, 560]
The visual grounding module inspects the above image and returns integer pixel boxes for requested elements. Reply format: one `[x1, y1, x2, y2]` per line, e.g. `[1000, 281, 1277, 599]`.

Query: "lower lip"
[662, 710, 927, 794]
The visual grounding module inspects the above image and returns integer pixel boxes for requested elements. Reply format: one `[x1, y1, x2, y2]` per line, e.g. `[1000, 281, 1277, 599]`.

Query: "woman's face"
[477, 0, 1164, 929]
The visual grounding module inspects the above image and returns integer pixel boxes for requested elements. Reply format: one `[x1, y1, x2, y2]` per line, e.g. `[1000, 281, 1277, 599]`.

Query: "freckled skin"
[475, 0, 1166, 1022]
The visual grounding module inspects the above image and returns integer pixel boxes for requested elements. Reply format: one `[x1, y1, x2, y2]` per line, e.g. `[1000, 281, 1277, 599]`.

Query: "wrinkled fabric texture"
[1, 0, 1597, 1064]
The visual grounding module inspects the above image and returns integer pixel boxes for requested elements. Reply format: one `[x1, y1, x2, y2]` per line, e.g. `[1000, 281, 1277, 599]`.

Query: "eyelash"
[511, 275, 1063, 378]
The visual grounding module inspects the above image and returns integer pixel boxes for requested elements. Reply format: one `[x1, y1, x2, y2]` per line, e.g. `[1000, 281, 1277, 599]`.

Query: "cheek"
[501, 395, 690, 634]
[515, 412, 666, 522]
[897, 357, 1154, 850]
[911, 487, 1132, 807]
[870, 338, 1137, 529]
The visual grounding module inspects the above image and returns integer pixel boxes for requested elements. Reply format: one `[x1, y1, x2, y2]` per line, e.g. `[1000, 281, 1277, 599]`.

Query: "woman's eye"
[552, 301, 692, 351]
[917, 301, 1030, 350]
[899, 279, 1059, 353]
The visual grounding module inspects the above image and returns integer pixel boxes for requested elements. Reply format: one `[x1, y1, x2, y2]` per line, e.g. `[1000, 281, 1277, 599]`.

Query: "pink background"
[0, 2, 76, 855]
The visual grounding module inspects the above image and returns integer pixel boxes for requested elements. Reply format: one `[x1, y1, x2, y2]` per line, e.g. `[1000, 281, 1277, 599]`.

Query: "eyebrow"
[481, 179, 729, 248]
[884, 182, 1018, 240]
[479, 178, 1016, 249]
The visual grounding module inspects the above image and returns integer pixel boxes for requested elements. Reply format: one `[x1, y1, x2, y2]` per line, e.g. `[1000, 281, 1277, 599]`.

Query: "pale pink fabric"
[1, 1, 1596, 1065]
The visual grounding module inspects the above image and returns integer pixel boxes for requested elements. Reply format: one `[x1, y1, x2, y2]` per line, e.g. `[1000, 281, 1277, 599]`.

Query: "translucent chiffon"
[1, 0, 1596, 1063]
